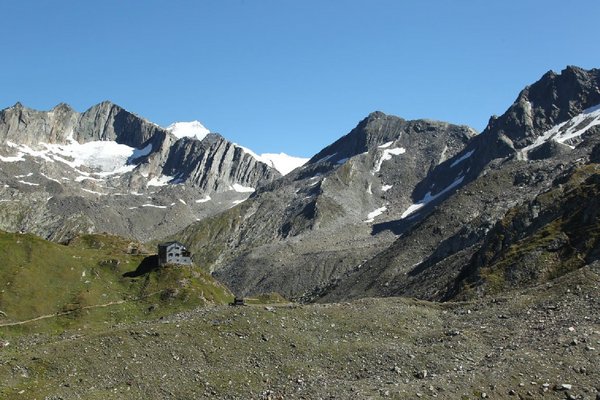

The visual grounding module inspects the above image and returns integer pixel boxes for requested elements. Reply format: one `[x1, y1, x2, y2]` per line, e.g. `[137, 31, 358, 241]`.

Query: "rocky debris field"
[1, 263, 599, 400]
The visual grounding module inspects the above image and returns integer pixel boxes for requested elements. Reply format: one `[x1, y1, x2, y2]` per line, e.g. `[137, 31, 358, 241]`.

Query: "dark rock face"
[76, 101, 164, 147]
[527, 140, 572, 160]
[317, 66, 600, 303]
[174, 113, 475, 299]
[0, 102, 279, 242]
[162, 134, 279, 192]
[416, 67, 600, 200]
[307, 111, 474, 168]
[0, 102, 78, 145]
[485, 66, 600, 150]
[0, 101, 165, 148]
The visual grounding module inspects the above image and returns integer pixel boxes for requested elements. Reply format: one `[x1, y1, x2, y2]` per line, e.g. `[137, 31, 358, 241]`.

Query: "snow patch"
[40, 173, 60, 183]
[400, 176, 465, 219]
[258, 153, 309, 175]
[166, 121, 210, 141]
[314, 153, 337, 164]
[1, 139, 149, 176]
[142, 204, 168, 209]
[81, 188, 106, 196]
[373, 147, 406, 174]
[237, 145, 309, 176]
[3, 144, 54, 163]
[178, 199, 187, 205]
[523, 103, 600, 153]
[75, 176, 103, 183]
[364, 206, 387, 223]
[232, 199, 246, 205]
[18, 180, 39, 186]
[130, 143, 153, 160]
[0, 154, 25, 162]
[378, 141, 394, 149]
[232, 183, 255, 193]
[147, 175, 174, 187]
[195, 195, 211, 203]
[381, 184, 393, 192]
[450, 149, 475, 168]
[46, 141, 140, 172]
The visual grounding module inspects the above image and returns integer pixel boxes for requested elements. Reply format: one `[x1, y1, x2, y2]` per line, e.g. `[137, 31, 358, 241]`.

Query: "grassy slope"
[0, 232, 233, 337]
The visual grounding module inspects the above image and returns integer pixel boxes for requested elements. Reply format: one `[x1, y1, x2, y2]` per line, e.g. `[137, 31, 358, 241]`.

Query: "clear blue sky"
[2, 1, 599, 156]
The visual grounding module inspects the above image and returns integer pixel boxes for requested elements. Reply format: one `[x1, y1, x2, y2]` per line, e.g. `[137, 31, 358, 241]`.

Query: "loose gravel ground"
[1, 264, 599, 400]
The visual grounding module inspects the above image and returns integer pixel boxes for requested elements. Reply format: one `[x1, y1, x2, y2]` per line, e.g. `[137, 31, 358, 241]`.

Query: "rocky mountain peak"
[74, 101, 167, 148]
[0, 101, 282, 242]
[51, 102, 74, 112]
[482, 66, 600, 150]
[365, 110, 388, 121]
[307, 112, 473, 171]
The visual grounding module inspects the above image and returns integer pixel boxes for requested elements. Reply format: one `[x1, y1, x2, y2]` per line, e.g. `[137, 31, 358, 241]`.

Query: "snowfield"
[1, 139, 152, 177]
[364, 206, 387, 223]
[166, 121, 210, 141]
[400, 176, 465, 219]
[237, 145, 309, 176]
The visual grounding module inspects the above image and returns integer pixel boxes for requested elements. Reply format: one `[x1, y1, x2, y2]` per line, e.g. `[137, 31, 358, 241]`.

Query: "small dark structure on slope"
[230, 297, 245, 306]
[157, 241, 192, 266]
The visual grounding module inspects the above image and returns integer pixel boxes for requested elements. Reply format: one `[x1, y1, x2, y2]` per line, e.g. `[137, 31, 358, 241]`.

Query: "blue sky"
[2, 1, 599, 156]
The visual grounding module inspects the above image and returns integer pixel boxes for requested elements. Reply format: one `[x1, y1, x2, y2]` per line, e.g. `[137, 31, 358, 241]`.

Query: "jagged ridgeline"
[2, 66, 600, 400]
[0, 101, 280, 242]
[1, 66, 599, 307]
[172, 66, 600, 303]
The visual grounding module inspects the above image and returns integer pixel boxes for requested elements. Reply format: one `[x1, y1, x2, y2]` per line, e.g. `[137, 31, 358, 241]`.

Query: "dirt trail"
[0, 291, 163, 328]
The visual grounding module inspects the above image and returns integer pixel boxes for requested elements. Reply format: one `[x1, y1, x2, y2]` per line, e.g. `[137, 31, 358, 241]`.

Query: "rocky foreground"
[1, 263, 599, 400]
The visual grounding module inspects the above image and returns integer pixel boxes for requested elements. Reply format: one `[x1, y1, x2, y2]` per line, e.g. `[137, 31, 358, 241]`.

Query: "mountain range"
[0, 102, 306, 242]
[2, 65, 600, 400]
[1, 65, 599, 306]
[170, 66, 600, 304]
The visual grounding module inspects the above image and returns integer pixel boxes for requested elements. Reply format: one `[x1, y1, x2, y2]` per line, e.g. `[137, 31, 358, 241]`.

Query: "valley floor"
[1, 264, 599, 400]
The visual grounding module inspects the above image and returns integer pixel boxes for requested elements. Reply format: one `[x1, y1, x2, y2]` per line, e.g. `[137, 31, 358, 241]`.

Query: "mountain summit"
[317, 65, 600, 303]
[166, 66, 600, 304]
[174, 112, 475, 298]
[165, 120, 211, 141]
[0, 102, 280, 241]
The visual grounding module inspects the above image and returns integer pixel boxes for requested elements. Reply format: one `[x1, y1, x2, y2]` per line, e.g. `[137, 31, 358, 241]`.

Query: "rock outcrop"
[162, 134, 278, 192]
